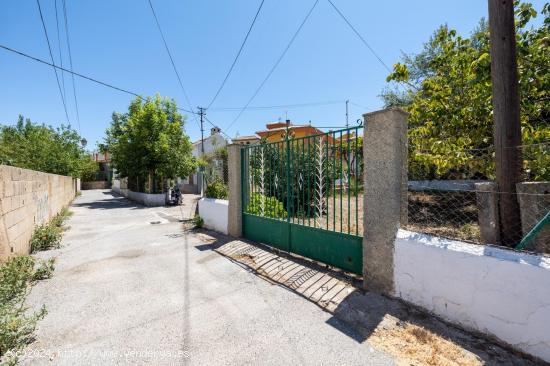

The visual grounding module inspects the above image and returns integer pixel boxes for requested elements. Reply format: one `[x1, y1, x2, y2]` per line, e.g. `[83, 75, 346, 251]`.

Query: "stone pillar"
[516, 182, 550, 253]
[362, 108, 408, 294]
[475, 182, 500, 244]
[227, 144, 243, 237]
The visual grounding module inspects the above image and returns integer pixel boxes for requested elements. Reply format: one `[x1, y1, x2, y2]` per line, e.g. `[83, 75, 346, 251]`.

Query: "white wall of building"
[394, 229, 550, 362]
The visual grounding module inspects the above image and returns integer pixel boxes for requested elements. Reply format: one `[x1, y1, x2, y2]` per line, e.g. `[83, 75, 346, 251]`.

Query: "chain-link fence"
[404, 141, 550, 254]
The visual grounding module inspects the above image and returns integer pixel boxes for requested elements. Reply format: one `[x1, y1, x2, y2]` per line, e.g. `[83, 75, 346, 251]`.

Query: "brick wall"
[0, 165, 76, 259]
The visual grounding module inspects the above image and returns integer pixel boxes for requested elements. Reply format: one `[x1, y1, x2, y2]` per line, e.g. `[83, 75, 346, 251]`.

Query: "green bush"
[205, 180, 228, 199]
[0, 256, 52, 364]
[30, 224, 61, 253]
[50, 208, 72, 229]
[192, 215, 204, 228]
[246, 193, 287, 219]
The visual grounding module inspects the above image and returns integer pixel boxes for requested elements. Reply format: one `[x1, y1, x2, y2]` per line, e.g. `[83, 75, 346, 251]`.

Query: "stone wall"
[81, 181, 111, 190]
[0, 165, 76, 259]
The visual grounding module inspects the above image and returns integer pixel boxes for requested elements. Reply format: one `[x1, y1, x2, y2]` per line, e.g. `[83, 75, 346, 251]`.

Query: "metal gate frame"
[241, 125, 363, 274]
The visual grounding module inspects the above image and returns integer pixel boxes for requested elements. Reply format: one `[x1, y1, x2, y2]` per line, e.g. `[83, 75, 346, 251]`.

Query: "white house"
[179, 127, 228, 193]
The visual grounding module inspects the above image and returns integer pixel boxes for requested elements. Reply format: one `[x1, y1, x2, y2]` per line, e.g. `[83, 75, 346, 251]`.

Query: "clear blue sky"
[0, 0, 546, 148]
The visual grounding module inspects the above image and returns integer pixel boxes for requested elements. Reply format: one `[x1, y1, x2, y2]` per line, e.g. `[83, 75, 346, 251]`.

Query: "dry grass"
[369, 322, 482, 366]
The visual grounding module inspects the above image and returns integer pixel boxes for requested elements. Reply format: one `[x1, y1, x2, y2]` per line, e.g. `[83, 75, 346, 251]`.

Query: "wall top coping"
[397, 229, 550, 270]
[200, 198, 229, 206]
[363, 107, 409, 118]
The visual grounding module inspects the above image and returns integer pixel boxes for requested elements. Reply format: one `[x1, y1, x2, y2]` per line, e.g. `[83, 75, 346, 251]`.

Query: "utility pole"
[488, 0, 523, 246]
[345, 100, 349, 128]
[198, 107, 206, 196]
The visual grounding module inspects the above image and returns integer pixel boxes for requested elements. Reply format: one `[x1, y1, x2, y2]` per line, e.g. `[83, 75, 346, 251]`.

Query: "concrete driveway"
[22, 190, 393, 365]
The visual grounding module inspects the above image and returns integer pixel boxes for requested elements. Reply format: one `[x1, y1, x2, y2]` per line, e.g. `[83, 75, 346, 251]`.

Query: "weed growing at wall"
[30, 225, 61, 253]
[0, 256, 55, 365]
[192, 215, 204, 228]
[30, 208, 72, 253]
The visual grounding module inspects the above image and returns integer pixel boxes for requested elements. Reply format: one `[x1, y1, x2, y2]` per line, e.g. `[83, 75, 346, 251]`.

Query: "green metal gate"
[241, 124, 364, 274]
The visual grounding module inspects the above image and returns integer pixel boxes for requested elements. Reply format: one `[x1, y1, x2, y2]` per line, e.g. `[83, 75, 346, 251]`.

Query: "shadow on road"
[73, 191, 147, 210]
[186, 228, 541, 366]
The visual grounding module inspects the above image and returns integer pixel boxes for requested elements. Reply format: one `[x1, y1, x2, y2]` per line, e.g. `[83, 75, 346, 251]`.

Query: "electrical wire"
[224, 0, 320, 133]
[0, 44, 142, 97]
[62, 0, 81, 132]
[326, 0, 391, 73]
[36, 0, 71, 124]
[207, 0, 265, 109]
[146, 0, 199, 128]
[54, 0, 66, 100]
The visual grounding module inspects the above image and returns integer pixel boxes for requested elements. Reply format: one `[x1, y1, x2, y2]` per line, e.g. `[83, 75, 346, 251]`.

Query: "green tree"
[383, 2, 549, 180]
[0, 116, 96, 178]
[105, 94, 196, 193]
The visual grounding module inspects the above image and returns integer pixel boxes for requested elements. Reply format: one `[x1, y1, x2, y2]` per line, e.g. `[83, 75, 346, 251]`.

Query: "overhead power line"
[62, 0, 81, 132]
[146, 0, 199, 128]
[0, 44, 205, 117]
[224, 0, 320, 133]
[327, 0, 391, 73]
[207, 0, 266, 109]
[54, 0, 66, 100]
[0, 44, 218, 138]
[0, 44, 142, 97]
[36, 0, 71, 124]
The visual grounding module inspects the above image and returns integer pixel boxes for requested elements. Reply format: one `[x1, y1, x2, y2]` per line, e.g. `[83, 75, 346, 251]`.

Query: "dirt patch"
[369, 320, 482, 366]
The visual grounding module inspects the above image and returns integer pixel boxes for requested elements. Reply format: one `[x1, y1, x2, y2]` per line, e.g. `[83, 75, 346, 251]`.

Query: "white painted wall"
[394, 229, 550, 362]
[198, 198, 228, 234]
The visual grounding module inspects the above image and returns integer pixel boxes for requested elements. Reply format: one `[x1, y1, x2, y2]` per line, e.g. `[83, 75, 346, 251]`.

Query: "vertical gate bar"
[331, 132, 336, 231]
[347, 130, 351, 234]
[300, 139, 304, 226]
[285, 132, 290, 223]
[270, 144, 273, 216]
[308, 136, 311, 227]
[353, 128, 359, 235]
[339, 130, 343, 233]
[325, 133, 329, 230]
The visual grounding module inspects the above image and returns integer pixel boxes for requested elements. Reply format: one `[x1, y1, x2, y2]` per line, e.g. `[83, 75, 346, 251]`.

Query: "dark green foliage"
[0, 116, 98, 179]
[383, 2, 550, 180]
[104, 95, 196, 193]
[0, 256, 53, 364]
[192, 215, 204, 228]
[249, 140, 338, 215]
[246, 193, 287, 219]
[205, 180, 228, 199]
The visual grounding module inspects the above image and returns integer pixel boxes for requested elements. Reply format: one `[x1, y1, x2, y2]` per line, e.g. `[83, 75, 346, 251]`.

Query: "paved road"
[23, 190, 393, 365]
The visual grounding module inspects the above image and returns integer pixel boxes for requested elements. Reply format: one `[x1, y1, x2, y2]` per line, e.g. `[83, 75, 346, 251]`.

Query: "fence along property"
[241, 124, 364, 274]
[405, 141, 550, 252]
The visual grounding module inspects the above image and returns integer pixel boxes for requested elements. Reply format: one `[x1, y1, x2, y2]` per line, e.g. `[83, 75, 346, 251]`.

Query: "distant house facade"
[256, 120, 335, 143]
[179, 127, 228, 194]
[232, 135, 260, 145]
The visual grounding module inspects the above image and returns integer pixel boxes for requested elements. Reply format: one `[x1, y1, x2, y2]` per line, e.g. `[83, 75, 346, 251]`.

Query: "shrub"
[205, 180, 228, 199]
[246, 193, 287, 219]
[30, 224, 61, 253]
[192, 215, 204, 228]
[50, 208, 72, 229]
[0, 256, 52, 364]
[32, 258, 55, 281]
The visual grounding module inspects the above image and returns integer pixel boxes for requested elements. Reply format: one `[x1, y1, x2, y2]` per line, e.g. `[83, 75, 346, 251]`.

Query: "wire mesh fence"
[403, 141, 550, 253]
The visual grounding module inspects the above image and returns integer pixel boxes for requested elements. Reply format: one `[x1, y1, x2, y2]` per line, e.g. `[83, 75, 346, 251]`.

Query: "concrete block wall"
[0, 165, 76, 259]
